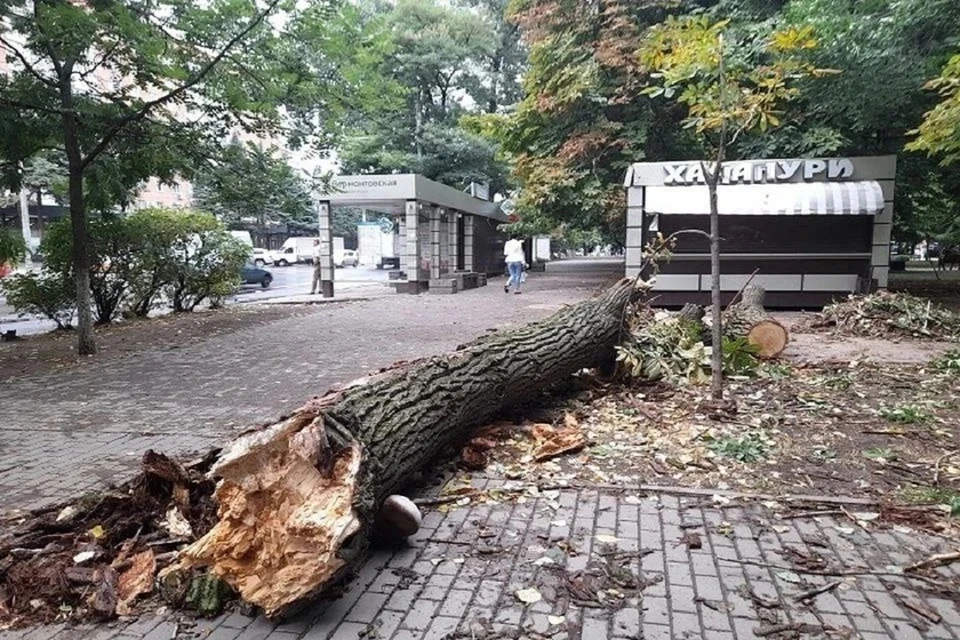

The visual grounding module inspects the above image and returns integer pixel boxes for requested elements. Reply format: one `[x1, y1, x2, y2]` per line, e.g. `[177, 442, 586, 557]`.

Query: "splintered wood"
[164, 412, 362, 618]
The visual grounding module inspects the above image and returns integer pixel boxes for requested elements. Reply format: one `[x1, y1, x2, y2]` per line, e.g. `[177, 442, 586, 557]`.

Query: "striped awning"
[644, 181, 886, 216]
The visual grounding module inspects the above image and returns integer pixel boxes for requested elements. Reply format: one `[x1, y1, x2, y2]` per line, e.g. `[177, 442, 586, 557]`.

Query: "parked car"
[336, 249, 359, 268]
[251, 248, 273, 267]
[241, 263, 273, 288]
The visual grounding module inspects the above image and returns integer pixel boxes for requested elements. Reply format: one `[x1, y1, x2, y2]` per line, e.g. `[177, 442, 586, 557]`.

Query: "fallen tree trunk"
[164, 278, 638, 618]
[723, 285, 789, 357]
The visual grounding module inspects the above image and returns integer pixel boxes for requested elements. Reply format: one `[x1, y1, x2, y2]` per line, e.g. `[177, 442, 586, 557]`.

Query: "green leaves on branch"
[907, 53, 960, 165]
[640, 16, 834, 144]
[5, 210, 249, 325]
[0, 229, 26, 265]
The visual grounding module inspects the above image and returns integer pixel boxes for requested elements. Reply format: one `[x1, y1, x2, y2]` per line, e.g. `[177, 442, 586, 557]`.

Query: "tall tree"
[0, 0, 373, 354]
[0, 0, 299, 354]
[194, 140, 313, 230]
[495, 0, 692, 246]
[640, 17, 830, 398]
[340, 0, 513, 195]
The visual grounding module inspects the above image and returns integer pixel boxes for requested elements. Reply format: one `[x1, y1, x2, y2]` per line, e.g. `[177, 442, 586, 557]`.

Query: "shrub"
[41, 218, 139, 325]
[166, 213, 248, 312]
[124, 208, 191, 317]
[1, 271, 76, 330]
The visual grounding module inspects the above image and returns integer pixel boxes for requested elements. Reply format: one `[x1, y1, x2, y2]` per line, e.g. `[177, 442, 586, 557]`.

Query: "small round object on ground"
[379, 494, 422, 538]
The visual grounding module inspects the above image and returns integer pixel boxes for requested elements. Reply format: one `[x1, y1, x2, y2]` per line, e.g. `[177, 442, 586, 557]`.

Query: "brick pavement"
[3, 259, 958, 639]
[0, 265, 616, 513]
[3, 484, 957, 640]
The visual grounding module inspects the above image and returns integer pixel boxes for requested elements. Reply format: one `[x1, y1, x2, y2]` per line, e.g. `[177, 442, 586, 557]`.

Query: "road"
[0, 263, 392, 336]
[233, 262, 391, 302]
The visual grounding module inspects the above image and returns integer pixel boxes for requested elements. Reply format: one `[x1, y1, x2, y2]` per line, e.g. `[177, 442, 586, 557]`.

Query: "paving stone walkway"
[0, 263, 616, 513]
[2, 258, 958, 640]
[4, 484, 958, 640]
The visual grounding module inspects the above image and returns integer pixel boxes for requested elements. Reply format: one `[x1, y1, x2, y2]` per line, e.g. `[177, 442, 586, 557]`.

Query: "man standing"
[503, 234, 526, 294]
[310, 239, 322, 295]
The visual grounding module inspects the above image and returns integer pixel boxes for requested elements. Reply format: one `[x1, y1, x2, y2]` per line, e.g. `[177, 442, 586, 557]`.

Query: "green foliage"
[338, 0, 515, 195]
[820, 371, 853, 391]
[908, 52, 960, 165]
[616, 315, 710, 384]
[722, 336, 761, 376]
[759, 362, 793, 379]
[166, 217, 249, 313]
[500, 0, 683, 243]
[932, 349, 960, 373]
[879, 405, 927, 424]
[863, 447, 898, 462]
[41, 218, 140, 325]
[816, 292, 960, 339]
[1, 271, 76, 330]
[193, 141, 313, 229]
[707, 431, 770, 463]
[0, 228, 26, 265]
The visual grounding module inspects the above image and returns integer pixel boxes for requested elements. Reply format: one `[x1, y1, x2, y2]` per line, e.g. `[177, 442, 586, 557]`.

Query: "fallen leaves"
[515, 587, 542, 604]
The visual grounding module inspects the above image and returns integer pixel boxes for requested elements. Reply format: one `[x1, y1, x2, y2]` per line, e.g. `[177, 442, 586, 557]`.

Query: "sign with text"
[662, 158, 855, 185]
[323, 175, 416, 200]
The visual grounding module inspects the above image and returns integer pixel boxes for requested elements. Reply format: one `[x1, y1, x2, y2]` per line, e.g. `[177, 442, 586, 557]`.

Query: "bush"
[1, 271, 76, 330]
[124, 208, 193, 317]
[0, 228, 26, 266]
[166, 213, 248, 312]
[39, 209, 248, 320]
[41, 218, 139, 325]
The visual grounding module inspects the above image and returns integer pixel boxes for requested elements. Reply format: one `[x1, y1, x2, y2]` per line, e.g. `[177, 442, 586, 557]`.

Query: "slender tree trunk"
[414, 89, 424, 162]
[708, 175, 722, 399]
[62, 80, 96, 355]
[488, 54, 502, 114]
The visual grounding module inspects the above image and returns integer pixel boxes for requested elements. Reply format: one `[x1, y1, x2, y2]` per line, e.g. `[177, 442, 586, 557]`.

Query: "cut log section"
[723, 285, 789, 358]
[163, 278, 638, 618]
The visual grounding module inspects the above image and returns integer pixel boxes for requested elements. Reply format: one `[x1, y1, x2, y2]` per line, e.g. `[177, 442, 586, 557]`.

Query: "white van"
[271, 237, 318, 266]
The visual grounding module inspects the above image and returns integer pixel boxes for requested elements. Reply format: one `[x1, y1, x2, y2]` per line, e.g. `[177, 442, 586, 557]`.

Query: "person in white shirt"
[503, 235, 526, 294]
[310, 239, 323, 294]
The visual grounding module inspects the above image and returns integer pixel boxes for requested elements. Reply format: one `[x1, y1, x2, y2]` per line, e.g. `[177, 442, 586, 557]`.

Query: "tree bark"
[723, 284, 789, 358]
[165, 278, 638, 618]
[61, 75, 96, 355]
[707, 174, 722, 399]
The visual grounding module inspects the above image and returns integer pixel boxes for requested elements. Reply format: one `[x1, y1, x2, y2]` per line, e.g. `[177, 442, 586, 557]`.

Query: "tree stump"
[723, 284, 789, 357]
[163, 278, 638, 618]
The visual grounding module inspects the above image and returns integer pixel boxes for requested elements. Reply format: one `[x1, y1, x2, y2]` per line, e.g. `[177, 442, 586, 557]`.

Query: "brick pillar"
[398, 216, 407, 271]
[463, 214, 475, 272]
[405, 200, 421, 293]
[430, 206, 441, 280]
[448, 212, 459, 273]
[318, 200, 335, 297]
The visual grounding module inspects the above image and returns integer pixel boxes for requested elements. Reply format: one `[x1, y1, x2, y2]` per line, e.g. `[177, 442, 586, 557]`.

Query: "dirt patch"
[0, 305, 328, 381]
[449, 362, 960, 532]
[780, 317, 954, 365]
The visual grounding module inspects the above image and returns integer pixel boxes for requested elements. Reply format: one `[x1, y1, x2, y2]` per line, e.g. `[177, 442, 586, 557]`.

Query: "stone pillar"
[625, 186, 644, 280]
[463, 214, 475, 272]
[318, 200, 335, 297]
[448, 212, 459, 273]
[398, 216, 407, 271]
[430, 206, 441, 280]
[405, 199, 421, 293]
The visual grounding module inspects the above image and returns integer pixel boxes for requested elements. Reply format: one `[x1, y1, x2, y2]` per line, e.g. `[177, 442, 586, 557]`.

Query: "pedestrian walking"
[503, 234, 526, 294]
[310, 239, 322, 295]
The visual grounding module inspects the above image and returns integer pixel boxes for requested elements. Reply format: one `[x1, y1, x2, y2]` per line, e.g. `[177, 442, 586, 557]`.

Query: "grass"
[931, 348, 960, 373]
[821, 371, 854, 391]
[708, 431, 770, 463]
[900, 486, 960, 516]
[863, 447, 898, 462]
[879, 405, 928, 424]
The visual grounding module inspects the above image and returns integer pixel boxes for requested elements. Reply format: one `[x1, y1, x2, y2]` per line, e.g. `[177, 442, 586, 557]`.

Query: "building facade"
[624, 156, 896, 308]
